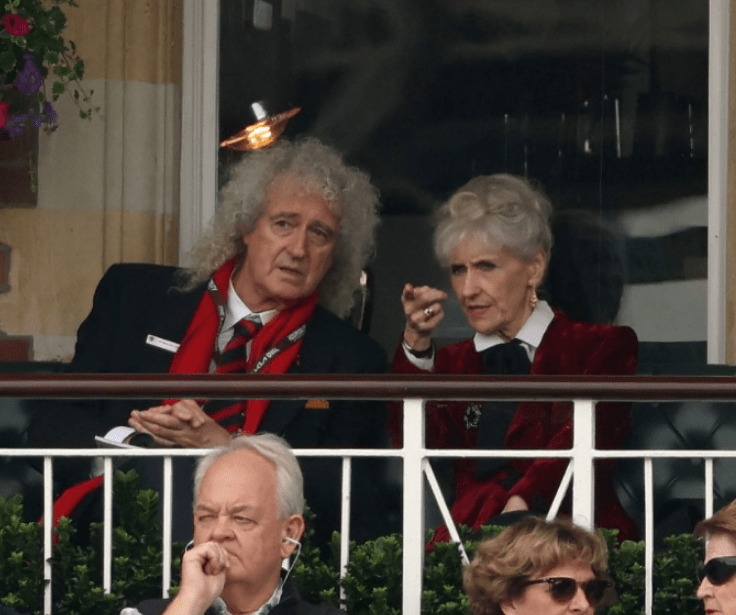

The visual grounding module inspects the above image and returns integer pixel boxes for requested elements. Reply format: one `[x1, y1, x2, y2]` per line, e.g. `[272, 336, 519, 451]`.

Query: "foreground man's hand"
[162, 541, 229, 615]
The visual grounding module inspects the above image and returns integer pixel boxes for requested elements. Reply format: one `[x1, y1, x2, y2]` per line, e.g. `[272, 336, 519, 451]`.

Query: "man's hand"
[401, 283, 448, 351]
[128, 400, 231, 448]
[162, 541, 228, 615]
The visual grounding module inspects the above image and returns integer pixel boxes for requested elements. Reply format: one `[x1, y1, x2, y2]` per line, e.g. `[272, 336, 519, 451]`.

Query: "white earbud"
[283, 536, 301, 546]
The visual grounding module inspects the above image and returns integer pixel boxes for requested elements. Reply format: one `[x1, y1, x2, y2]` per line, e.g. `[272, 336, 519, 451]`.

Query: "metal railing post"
[402, 398, 426, 615]
[43, 456, 53, 615]
[571, 399, 595, 529]
[644, 459, 654, 615]
[103, 457, 114, 593]
[339, 456, 352, 604]
[162, 455, 174, 597]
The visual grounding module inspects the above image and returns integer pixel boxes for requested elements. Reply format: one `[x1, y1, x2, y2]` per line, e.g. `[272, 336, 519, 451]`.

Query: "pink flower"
[2, 13, 31, 37]
[0, 101, 9, 130]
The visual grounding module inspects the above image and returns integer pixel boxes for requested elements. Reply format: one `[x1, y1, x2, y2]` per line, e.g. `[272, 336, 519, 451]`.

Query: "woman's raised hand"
[401, 283, 448, 351]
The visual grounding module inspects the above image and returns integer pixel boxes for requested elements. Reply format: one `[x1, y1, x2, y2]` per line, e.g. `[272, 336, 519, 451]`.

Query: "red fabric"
[390, 310, 639, 543]
[0, 101, 9, 130]
[164, 256, 317, 434]
[50, 475, 103, 535]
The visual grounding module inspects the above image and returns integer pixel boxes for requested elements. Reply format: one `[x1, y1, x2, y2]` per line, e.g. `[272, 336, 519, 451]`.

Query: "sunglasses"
[698, 557, 736, 585]
[524, 577, 612, 606]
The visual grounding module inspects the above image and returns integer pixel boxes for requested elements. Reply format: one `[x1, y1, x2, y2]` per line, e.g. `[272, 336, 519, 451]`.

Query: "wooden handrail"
[1, 373, 736, 400]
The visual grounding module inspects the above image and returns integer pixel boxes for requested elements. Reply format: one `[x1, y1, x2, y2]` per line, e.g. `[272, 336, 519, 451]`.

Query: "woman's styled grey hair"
[434, 174, 553, 267]
[184, 138, 381, 317]
[193, 433, 305, 518]
[463, 516, 610, 615]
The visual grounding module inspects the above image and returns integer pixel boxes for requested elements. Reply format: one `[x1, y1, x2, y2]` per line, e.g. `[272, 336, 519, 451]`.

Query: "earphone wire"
[280, 537, 302, 587]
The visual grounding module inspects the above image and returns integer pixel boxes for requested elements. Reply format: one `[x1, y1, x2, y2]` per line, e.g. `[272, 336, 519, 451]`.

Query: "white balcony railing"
[1, 373, 735, 615]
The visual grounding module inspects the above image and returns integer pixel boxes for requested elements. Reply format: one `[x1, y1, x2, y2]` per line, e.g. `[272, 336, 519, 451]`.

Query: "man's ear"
[280, 514, 306, 558]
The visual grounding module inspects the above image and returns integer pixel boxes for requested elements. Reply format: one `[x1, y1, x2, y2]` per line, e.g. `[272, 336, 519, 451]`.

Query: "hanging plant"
[0, 0, 95, 138]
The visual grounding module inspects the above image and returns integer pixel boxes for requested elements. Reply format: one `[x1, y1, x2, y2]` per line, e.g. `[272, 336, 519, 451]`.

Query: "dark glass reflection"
[216, 0, 721, 543]
[219, 0, 708, 349]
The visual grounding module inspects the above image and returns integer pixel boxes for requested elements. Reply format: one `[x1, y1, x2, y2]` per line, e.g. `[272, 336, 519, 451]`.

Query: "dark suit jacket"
[28, 263, 392, 546]
[391, 310, 639, 540]
[130, 578, 344, 615]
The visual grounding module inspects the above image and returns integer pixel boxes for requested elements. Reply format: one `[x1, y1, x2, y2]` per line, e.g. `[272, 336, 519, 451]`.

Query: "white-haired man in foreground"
[125, 434, 345, 615]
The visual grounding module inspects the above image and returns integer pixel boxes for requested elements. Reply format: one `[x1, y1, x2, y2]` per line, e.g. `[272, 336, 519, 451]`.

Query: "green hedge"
[0, 471, 704, 615]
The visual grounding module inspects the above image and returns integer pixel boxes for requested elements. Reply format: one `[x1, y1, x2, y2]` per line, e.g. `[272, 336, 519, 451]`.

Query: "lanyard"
[207, 278, 306, 374]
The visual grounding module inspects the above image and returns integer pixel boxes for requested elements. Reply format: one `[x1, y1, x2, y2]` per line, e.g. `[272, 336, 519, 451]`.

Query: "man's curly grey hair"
[182, 138, 381, 317]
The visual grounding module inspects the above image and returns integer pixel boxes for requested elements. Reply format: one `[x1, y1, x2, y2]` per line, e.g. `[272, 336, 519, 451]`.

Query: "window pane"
[218, 0, 709, 361]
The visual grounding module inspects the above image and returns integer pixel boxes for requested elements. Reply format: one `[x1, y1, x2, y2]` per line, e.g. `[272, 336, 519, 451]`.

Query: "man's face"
[234, 174, 341, 312]
[193, 449, 301, 593]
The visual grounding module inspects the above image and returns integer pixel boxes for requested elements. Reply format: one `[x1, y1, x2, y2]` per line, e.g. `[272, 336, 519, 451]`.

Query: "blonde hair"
[434, 174, 552, 267]
[463, 517, 609, 615]
[182, 138, 381, 317]
[694, 499, 736, 540]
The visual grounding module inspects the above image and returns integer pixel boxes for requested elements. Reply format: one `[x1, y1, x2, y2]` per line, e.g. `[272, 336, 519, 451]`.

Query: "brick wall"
[0, 130, 34, 359]
[0, 131, 37, 207]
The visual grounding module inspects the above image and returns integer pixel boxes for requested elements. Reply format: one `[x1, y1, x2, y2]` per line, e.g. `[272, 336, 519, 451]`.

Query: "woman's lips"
[465, 304, 489, 316]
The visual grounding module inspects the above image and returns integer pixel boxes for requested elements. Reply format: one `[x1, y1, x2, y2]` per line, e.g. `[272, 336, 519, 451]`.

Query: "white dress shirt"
[404, 300, 555, 369]
[217, 278, 277, 354]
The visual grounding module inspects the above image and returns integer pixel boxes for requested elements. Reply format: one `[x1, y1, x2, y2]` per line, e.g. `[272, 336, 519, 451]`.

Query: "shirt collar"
[222, 277, 277, 332]
[246, 582, 283, 615]
[472, 300, 554, 357]
[214, 574, 285, 615]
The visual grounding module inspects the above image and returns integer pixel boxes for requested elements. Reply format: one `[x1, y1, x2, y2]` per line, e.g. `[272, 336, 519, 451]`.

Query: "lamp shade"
[220, 101, 301, 151]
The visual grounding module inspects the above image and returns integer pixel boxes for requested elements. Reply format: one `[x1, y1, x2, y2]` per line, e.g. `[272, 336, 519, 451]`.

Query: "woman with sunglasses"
[695, 500, 736, 614]
[463, 516, 614, 615]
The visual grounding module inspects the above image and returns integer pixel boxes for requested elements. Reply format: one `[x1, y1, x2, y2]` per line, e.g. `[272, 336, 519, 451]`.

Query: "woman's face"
[697, 532, 736, 615]
[448, 237, 545, 340]
[501, 560, 598, 615]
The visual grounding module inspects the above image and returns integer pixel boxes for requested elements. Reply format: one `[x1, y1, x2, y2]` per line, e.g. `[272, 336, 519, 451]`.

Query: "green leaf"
[0, 50, 17, 71]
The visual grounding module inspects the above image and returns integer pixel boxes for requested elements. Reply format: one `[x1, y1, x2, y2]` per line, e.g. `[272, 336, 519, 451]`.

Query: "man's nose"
[287, 228, 308, 258]
[210, 515, 235, 541]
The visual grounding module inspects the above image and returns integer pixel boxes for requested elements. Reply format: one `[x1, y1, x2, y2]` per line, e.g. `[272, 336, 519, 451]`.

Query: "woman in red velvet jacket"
[391, 174, 638, 542]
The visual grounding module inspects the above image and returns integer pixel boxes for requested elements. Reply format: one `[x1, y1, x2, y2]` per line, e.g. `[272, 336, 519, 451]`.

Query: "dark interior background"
[216, 1, 727, 536]
[218, 0, 709, 357]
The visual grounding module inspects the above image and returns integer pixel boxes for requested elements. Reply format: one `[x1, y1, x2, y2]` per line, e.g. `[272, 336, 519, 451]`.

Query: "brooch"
[464, 404, 481, 430]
